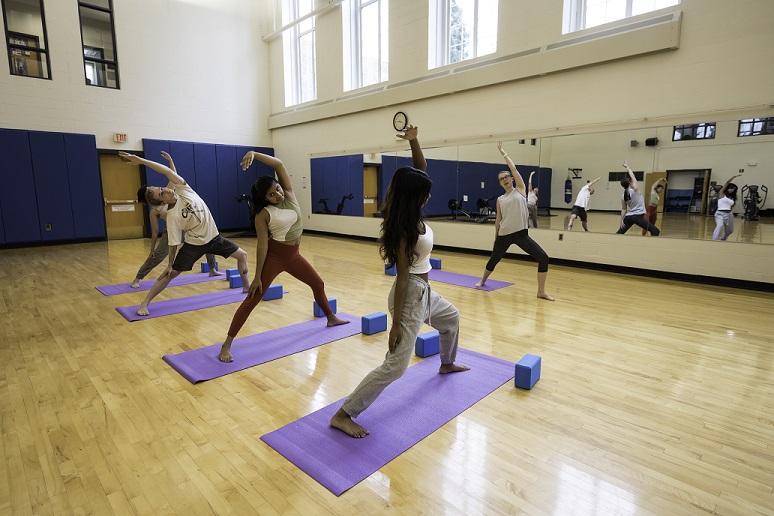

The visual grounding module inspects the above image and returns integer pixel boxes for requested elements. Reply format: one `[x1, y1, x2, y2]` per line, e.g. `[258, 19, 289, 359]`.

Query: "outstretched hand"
[118, 151, 141, 165]
[240, 151, 255, 171]
[622, 160, 630, 169]
[248, 278, 262, 298]
[160, 151, 173, 164]
[396, 124, 418, 141]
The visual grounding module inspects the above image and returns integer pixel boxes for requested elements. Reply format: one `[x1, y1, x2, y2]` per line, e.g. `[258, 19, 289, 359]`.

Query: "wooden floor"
[1, 234, 773, 515]
[440, 210, 774, 244]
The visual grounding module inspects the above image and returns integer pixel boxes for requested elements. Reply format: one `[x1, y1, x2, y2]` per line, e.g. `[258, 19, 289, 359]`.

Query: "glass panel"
[632, 0, 679, 17]
[10, 47, 49, 78]
[585, 0, 626, 29]
[80, 0, 111, 9]
[79, 7, 115, 61]
[449, 0, 474, 64]
[380, 0, 388, 81]
[361, 1, 379, 86]
[299, 31, 316, 102]
[477, 0, 498, 57]
[4, 0, 46, 49]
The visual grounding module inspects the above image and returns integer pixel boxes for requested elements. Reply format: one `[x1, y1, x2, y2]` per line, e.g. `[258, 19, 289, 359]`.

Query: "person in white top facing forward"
[713, 172, 741, 241]
[567, 177, 602, 231]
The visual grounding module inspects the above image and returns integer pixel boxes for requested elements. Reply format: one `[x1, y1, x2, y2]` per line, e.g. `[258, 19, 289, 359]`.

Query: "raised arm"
[241, 151, 293, 195]
[160, 151, 176, 188]
[528, 171, 535, 191]
[397, 125, 427, 172]
[498, 142, 525, 193]
[588, 177, 602, 187]
[651, 177, 667, 194]
[719, 172, 742, 198]
[119, 152, 186, 186]
[622, 160, 638, 192]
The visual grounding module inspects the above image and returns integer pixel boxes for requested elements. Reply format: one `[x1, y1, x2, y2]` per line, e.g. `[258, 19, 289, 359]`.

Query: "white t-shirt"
[717, 196, 735, 211]
[166, 183, 220, 246]
[574, 185, 592, 209]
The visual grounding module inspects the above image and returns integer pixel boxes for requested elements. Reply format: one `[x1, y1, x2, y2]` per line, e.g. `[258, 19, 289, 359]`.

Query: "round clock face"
[393, 111, 408, 131]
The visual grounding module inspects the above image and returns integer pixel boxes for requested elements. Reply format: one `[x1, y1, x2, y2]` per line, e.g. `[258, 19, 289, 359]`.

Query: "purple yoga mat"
[261, 348, 515, 496]
[96, 272, 225, 296]
[429, 269, 513, 291]
[116, 289, 247, 321]
[162, 313, 361, 383]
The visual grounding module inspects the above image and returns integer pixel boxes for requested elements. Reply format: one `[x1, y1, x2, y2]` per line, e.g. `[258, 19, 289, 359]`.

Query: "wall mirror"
[310, 119, 773, 244]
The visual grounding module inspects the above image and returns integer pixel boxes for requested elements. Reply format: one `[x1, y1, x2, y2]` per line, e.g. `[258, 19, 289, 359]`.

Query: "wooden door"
[363, 166, 378, 217]
[644, 171, 668, 213]
[100, 154, 144, 239]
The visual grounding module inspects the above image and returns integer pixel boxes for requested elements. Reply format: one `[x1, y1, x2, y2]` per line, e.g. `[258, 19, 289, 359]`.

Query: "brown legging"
[642, 205, 658, 236]
[227, 239, 333, 337]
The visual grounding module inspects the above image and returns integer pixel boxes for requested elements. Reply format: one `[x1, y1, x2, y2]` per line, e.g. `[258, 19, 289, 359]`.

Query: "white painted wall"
[0, 0, 273, 149]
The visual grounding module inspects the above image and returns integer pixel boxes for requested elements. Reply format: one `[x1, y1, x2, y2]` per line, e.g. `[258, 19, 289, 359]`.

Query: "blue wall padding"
[193, 143, 220, 222]
[0, 129, 40, 243]
[215, 145, 241, 230]
[29, 131, 75, 241]
[65, 133, 105, 239]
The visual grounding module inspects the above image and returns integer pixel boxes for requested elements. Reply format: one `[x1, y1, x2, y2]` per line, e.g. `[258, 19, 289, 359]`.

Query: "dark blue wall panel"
[193, 143, 220, 223]
[29, 132, 75, 241]
[64, 133, 105, 239]
[236, 146, 259, 199]
[310, 157, 326, 214]
[346, 155, 364, 217]
[169, 141, 196, 190]
[0, 129, 40, 243]
[538, 168, 552, 209]
[216, 145, 242, 230]
[141, 139, 171, 186]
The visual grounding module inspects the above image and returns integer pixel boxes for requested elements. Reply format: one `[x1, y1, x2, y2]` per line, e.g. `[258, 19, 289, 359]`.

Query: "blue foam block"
[262, 284, 283, 301]
[228, 274, 243, 289]
[384, 263, 396, 276]
[200, 261, 219, 273]
[415, 330, 440, 357]
[313, 298, 337, 317]
[429, 257, 442, 269]
[361, 312, 387, 335]
[225, 267, 239, 279]
[515, 354, 541, 390]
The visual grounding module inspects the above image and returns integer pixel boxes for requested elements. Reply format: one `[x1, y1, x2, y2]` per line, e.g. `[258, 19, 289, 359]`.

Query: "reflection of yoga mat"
[162, 313, 361, 383]
[261, 348, 514, 496]
[116, 289, 247, 322]
[96, 272, 224, 296]
[428, 269, 513, 291]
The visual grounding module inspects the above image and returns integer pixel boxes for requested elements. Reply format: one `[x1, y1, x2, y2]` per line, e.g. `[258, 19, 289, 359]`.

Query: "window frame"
[77, 0, 120, 89]
[563, 0, 680, 34]
[430, 0, 498, 69]
[2, 0, 52, 80]
[343, 0, 389, 92]
[672, 123, 716, 142]
[738, 117, 774, 138]
[282, 0, 317, 106]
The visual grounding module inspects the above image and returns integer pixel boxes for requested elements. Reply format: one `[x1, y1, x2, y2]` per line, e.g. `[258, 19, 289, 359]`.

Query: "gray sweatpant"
[342, 274, 460, 418]
[135, 232, 216, 280]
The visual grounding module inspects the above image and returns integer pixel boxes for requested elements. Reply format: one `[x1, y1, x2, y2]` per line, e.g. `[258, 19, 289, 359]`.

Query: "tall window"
[343, 0, 389, 92]
[1, 0, 51, 79]
[78, 0, 119, 89]
[429, 0, 498, 70]
[564, 0, 679, 34]
[283, 0, 316, 106]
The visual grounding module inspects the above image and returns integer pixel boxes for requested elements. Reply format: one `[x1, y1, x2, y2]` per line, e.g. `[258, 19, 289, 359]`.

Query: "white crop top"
[409, 224, 433, 274]
[264, 198, 303, 241]
[717, 196, 734, 211]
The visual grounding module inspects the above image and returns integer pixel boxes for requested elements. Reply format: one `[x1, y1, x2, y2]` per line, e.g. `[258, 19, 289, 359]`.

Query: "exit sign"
[113, 133, 128, 143]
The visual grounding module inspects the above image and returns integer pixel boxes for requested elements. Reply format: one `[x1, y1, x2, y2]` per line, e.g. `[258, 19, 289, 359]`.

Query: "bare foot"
[136, 305, 149, 316]
[474, 280, 485, 288]
[130, 279, 141, 289]
[537, 292, 555, 301]
[219, 346, 233, 363]
[330, 408, 369, 438]
[439, 363, 470, 374]
[209, 270, 223, 277]
[327, 315, 350, 327]
[242, 287, 250, 294]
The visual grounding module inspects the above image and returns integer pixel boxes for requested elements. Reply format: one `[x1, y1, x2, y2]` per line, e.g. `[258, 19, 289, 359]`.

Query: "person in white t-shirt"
[567, 177, 602, 231]
[713, 172, 741, 241]
[119, 152, 251, 316]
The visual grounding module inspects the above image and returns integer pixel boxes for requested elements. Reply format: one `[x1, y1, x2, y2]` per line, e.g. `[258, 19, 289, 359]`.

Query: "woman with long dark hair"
[713, 172, 741, 241]
[330, 125, 469, 438]
[616, 160, 660, 236]
[218, 151, 348, 363]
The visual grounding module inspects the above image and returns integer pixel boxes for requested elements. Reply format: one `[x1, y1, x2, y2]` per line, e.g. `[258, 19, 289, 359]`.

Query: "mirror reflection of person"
[713, 172, 741, 241]
[130, 151, 220, 288]
[330, 125, 469, 439]
[616, 161, 660, 236]
[643, 178, 667, 236]
[474, 142, 554, 301]
[567, 177, 601, 231]
[527, 171, 539, 228]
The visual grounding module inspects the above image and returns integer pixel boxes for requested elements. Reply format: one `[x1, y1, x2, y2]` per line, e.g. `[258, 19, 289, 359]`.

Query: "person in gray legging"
[130, 151, 219, 288]
[329, 125, 469, 439]
[474, 142, 554, 301]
